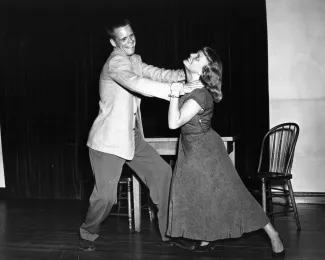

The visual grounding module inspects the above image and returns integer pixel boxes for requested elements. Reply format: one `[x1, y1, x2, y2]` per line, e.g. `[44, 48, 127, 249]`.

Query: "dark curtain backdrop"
[0, 0, 269, 199]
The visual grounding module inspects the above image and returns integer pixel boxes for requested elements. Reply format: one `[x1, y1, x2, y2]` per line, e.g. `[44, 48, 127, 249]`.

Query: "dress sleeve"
[187, 88, 209, 110]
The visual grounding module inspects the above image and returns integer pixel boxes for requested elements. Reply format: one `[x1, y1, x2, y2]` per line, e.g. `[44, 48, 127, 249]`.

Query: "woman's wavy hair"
[199, 47, 223, 103]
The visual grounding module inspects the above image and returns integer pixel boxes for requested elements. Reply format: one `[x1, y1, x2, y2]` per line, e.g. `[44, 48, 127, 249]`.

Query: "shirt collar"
[112, 47, 133, 60]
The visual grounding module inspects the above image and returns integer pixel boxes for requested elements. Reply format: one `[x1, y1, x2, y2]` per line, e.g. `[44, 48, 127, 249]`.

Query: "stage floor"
[0, 199, 324, 260]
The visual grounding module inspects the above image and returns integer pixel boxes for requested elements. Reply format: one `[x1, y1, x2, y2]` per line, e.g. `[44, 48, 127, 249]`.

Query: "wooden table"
[132, 136, 239, 232]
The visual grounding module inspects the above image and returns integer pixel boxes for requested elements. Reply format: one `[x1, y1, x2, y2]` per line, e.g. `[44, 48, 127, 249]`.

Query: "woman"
[166, 47, 284, 257]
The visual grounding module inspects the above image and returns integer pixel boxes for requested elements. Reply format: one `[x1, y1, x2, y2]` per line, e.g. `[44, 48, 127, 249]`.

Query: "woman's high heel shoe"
[272, 249, 285, 258]
[271, 236, 285, 258]
[193, 243, 213, 252]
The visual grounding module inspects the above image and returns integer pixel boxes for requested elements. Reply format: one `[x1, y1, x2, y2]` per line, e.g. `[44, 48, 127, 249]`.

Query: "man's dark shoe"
[168, 238, 196, 251]
[79, 238, 95, 252]
[157, 240, 175, 247]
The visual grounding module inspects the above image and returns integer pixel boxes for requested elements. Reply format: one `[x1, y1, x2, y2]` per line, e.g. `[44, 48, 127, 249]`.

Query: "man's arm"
[140, 60, 185, 83]
[107, 55, 173, 101]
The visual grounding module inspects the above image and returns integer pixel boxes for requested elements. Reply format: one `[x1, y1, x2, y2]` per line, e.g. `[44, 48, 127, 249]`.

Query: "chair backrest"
[257, 123, 299, 175]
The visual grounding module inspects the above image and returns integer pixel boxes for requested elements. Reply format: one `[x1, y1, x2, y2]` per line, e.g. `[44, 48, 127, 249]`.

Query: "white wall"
[266, 0, 325, 192]
[0, 127, 5, 188]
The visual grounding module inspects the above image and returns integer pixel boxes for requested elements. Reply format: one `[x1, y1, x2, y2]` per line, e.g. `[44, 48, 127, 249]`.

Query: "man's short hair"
[105, 18, 131, 39]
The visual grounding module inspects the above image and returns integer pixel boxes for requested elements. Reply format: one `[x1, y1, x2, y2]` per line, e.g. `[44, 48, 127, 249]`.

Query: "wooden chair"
[110, 177, 133, 230]
[250, 122, 301, 230]
[110, 176, 153, 231]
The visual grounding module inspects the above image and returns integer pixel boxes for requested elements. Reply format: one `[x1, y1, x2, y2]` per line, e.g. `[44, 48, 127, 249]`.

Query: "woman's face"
[183, 50, 209, 75]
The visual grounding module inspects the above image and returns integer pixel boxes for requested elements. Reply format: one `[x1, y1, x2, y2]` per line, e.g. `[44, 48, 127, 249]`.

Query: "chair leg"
[266, 182, 274, 222]
[148, 197, 154, 221]
[262, 179, 267, 213]
[117, 184, 122, 215]
[287, 180, 301, 230]
[127, 179, 133, 231]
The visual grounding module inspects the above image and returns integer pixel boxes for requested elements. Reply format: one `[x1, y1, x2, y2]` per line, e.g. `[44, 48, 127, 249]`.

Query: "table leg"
[132, 175, 141, 232]
[229, 141, 235, 166]
[224, 141, 235, 166]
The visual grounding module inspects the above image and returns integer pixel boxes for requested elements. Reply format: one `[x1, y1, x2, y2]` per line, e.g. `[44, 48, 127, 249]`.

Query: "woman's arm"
[168, 85, 203, 129]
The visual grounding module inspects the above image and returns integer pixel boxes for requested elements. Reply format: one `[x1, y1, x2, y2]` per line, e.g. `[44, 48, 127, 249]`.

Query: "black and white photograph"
[0, 0, 324, 259]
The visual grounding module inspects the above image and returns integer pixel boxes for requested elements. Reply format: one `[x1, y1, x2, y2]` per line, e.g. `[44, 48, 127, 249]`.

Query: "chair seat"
[118, 177, 132, 184]
[255, 172, 292, 181]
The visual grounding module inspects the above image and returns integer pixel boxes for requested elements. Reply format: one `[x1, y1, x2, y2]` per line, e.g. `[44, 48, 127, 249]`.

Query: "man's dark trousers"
[80, 130, 172, 242]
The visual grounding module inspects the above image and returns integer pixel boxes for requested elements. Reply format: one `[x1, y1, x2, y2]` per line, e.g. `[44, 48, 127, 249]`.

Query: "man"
[79, 18, 195, 251]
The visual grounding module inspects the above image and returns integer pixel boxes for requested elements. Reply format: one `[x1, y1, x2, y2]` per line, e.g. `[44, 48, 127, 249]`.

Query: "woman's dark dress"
[166, 88, 269, 241]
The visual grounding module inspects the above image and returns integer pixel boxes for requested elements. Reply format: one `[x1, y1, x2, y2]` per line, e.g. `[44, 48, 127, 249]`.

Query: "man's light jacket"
[87, 48, 184, 160]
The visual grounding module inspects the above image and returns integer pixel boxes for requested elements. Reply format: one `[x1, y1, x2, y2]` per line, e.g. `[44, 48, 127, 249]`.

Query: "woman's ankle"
[200, 241, 209, 246]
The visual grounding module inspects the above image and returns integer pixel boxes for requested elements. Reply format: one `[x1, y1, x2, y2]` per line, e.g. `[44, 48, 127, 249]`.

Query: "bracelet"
[168, 94, 180, 98]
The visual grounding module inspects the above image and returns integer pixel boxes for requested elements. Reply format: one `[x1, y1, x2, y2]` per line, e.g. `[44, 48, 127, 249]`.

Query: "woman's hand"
[170, 82, 185, 97]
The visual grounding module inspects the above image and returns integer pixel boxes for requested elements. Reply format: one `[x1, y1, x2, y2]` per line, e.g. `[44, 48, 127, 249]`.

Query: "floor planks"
[0, 199, 324, 260]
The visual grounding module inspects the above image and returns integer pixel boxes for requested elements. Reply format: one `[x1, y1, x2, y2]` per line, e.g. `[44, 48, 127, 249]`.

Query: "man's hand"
[183, 81, 204, 93]
[170, 82, 185, 97]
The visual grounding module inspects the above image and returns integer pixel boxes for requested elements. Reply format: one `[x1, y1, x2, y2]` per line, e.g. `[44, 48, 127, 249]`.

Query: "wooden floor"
[0, 199, 324, 260]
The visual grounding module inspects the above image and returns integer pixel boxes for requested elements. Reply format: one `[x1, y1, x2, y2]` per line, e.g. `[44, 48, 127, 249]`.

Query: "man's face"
[110, 24, 136, 56]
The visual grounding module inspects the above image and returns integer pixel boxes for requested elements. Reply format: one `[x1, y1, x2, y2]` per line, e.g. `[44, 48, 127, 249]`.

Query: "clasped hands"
[170, 81, 203, 98]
